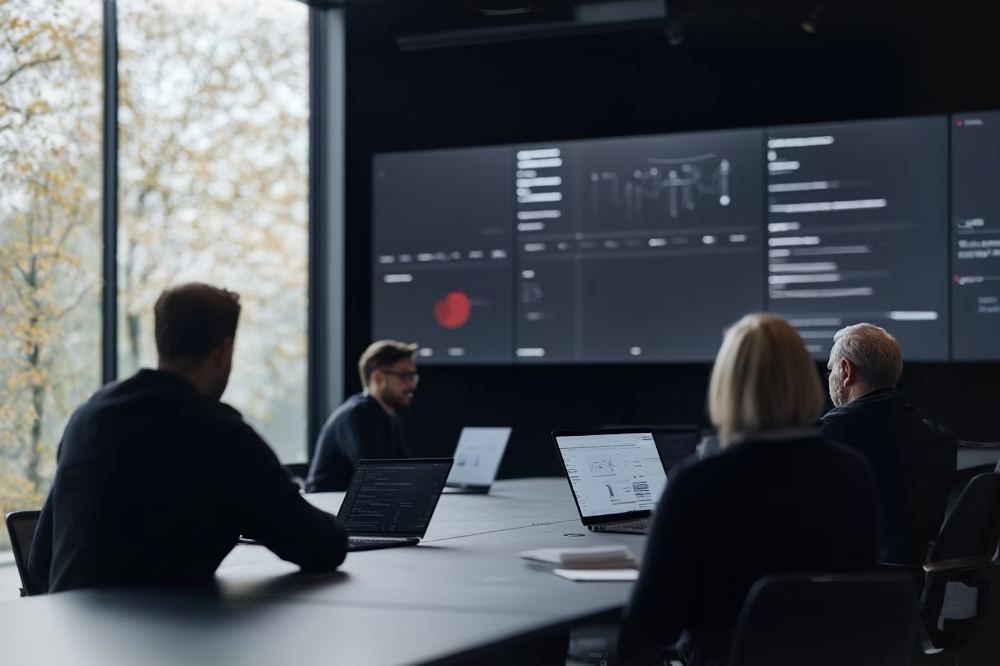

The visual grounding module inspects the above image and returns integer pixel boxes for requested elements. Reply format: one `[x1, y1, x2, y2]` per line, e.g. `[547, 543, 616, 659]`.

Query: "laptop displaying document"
[552, 428, 697, 535]
[445, 427, 512, 493]
[338, 458, 454, 551]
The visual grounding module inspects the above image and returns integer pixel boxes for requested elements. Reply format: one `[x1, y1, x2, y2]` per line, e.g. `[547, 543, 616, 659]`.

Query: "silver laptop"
[445, 427, 512, 494]
[338, 458, 454, 551]
[552, 429, 691, 534]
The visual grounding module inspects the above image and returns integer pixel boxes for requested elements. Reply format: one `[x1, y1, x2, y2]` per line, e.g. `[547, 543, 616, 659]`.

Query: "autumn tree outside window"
[0, 0, 310, 552]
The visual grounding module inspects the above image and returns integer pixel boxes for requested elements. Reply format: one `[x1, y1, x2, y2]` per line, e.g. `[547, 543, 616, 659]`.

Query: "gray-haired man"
[821, 323, 956, 565]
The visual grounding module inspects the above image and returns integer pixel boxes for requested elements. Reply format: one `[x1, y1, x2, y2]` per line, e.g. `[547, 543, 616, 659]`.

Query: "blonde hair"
[709, 314, 824, 445]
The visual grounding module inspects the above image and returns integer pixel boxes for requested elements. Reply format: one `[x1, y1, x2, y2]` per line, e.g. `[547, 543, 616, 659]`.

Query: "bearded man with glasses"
[306, 340, 420, 492]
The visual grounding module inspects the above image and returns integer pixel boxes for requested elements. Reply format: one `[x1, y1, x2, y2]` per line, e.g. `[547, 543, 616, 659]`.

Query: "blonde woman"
[618, 314, 880, 666]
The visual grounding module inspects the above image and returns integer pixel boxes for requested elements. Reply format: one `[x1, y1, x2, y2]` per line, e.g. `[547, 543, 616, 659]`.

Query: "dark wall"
[342, 1, 1000, 478]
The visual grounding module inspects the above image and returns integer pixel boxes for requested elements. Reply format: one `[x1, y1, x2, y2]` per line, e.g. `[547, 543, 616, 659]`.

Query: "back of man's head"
[831, 323, 903, 390]
[154, 283, 242, 363]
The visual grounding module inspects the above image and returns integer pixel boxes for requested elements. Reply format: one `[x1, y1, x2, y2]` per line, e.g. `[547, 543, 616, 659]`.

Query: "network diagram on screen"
[372, 111, 1000, 363]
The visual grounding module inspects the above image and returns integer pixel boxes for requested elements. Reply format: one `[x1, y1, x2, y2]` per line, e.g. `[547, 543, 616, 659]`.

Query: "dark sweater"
[620, 434, 880, 666]
[28, 370, 348, 594]
[820, 388, 957, 565]
[305, 393, 409, 493]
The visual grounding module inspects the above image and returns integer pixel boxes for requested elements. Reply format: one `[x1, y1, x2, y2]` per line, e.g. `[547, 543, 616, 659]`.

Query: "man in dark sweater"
[28, 284, 348, 593]
[821, 323, 957, 565]
[305, 341, 417, 492]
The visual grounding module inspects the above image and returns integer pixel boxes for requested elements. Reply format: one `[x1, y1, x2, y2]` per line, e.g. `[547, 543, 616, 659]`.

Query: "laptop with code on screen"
[338, 458, 454, 551]
[552, 428, 698, 535]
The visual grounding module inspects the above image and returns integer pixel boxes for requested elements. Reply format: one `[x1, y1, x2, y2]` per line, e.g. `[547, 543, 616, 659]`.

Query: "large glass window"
[0, 0, 104, 550]
[116, 0, 310, 463]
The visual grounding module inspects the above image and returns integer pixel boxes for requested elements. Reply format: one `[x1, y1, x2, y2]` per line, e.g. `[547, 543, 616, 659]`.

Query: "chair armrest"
[923, 556, 995, 574]
[880, 562, 923, 572]
[878, 563, 925, 591]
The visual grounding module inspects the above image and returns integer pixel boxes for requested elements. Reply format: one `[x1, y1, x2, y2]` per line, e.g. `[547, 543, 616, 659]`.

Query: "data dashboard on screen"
[515, 129, 764, 362]
[372, 113, 981, 366]
[373, 130, 764, 364]
[373, 148, 514, 364]
[765, 117, 949, 360]
[951, 111, 1000, 360]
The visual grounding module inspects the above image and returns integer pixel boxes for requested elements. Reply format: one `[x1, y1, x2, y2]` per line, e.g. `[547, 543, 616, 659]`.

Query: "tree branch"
[0, 53, 64, 87]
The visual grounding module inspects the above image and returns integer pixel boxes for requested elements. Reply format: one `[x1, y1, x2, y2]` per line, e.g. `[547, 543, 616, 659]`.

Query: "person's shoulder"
[668, 448, 731, 491]
[63, 373, 142, 431]
[210, 401, 248, 426]
[202, 400, 278, 462]
[201, 399, 258, 438]
[819, 402, 857, 428]
[819, 401, 874, 443]
[328, 393, 372, 424]
[818, 438, 878, 476]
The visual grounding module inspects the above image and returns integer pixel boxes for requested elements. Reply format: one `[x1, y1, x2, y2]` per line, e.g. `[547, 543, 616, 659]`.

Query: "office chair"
[4, 510, 42, 597]
[728, 573, 919, 666]
[947, 464, 996, 517]
[917, 472, 1000, 651]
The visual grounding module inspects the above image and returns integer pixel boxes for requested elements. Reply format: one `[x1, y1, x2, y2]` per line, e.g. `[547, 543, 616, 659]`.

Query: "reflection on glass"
[0, 0, 104, 551]
[117, 0, 309, 463]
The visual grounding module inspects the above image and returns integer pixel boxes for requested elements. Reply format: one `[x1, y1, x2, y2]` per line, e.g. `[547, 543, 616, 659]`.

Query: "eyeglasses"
[380, 369, 420, 383]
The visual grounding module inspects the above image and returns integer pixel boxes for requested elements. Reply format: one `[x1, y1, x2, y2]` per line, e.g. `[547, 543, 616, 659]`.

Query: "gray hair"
[831, 324, 903, 388]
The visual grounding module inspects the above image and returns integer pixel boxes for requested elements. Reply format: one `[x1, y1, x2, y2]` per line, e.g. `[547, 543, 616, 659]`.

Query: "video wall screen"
[511, 129, 764, 363]
[373, 112, 994, 364]
[765, 117, 949, 360]
[951, 111, 1000, 361]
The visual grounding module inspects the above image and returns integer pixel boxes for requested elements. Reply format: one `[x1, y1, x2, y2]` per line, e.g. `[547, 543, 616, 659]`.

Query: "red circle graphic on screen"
[434, 291, 472, 329]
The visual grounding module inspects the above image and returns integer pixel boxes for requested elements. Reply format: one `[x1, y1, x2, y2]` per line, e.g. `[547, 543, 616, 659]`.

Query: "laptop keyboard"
[349, 537, 404, 545]
[609, 522, 648, 532]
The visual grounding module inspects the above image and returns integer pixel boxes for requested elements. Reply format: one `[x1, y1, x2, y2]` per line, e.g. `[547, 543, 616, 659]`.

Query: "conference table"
[1, 479, 644, 666]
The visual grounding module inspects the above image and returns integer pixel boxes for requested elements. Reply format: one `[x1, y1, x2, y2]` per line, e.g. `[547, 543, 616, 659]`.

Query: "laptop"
[600, 425, 704, 464]
[444, 427, 513, 494]
[338, 458, 454, 551]
[552, 428, 699, 535]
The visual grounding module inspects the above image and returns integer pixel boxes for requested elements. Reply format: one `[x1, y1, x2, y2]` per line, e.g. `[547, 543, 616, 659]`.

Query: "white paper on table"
[520, 546, 635, 565]
[552, 568, 639, 582]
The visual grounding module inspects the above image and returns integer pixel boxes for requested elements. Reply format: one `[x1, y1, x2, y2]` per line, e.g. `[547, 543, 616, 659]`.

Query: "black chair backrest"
[932, 473, 1000, 563]
[947, 464, 997, 517]
[995, 459, 1000, 474]
[4, 510, 42, 596]
[728, 573, 919, 666]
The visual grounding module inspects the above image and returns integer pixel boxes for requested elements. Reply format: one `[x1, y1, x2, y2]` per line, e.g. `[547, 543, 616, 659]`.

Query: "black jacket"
[305, 393, 409, 493]
[820, 388, 957, 565]
[29, 369, 348, 594]
[620, 434, 880, 666]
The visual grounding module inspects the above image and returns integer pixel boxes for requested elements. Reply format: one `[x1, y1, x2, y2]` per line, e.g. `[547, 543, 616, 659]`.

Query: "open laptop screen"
[338, 459, 453, 537]
[554, 432, 668, 522]
[447, 427, 512, 488]
[648, 428, 701, 470]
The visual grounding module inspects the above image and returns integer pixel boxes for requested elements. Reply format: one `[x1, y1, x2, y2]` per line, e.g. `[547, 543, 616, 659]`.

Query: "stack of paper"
[520, 545, 638, 571]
